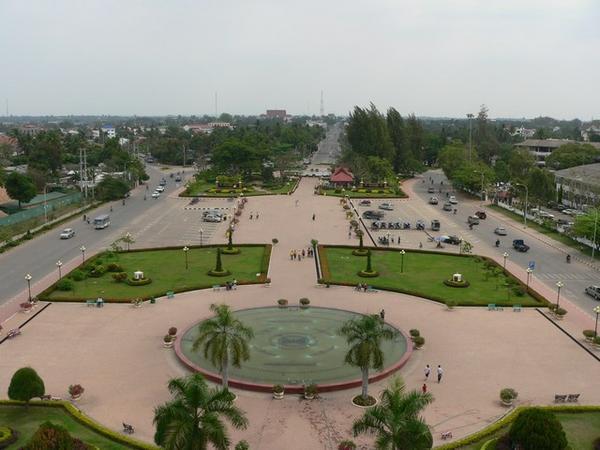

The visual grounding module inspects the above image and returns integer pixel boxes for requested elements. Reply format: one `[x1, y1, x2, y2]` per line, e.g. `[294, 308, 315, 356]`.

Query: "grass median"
[319, 246, 543, 307]
[41, 244, 270, 302]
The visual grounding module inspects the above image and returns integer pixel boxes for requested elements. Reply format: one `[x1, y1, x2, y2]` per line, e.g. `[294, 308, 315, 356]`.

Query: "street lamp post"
[183, 246, 189, 269]
[25, 273, 32, 302]
[503, 252, 508, 270]
[591, 208, 599, 262]
[125, 232, 132, 251]
[556, 281, 564, 309]
[80, 245, 86, 263]
[467, 113, 474, 162]
[526, 267, 533, 292]
[515, 183, 529, 228]
[594, 305, 600, 337]
[200, 228, 204, 247]
[400, 249, 405, 273]
[56, 260, 63, 280]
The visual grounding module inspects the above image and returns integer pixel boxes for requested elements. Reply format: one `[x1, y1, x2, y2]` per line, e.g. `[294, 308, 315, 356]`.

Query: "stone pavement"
[1, 177, 599, 450]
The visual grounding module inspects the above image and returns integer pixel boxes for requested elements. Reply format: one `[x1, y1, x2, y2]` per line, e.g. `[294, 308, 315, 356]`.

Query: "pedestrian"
[391, 237, 394, 244]
[290, 250, 294, 260]
[312, 213, 316, 221]
[256, 213, 259, 220]
[419, 242, 423, 249]
[83, 214, 86, 221]
[424, 364, 431, 380]
[295, 199, 299, 207]
[437, 365, 443, 383]
[302, 249, 306, 258]
[250, 213, 253, 220]
[422, 383, 427, 394]
[379, 309, 385, 320]
[110, 206, 113, 212]
[348, 230, 352, 238]
[87, 218, 90, 224]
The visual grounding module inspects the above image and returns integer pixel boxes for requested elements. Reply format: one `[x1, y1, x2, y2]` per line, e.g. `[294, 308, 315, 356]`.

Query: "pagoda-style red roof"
[331, 167, 354, 183]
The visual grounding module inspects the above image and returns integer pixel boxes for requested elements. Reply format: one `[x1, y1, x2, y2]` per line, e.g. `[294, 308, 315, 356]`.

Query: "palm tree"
[153, 373, 248, 450]
[352, 377, 434, 450]
[339, 314, 398, 401]
[193, 303, 254, 390]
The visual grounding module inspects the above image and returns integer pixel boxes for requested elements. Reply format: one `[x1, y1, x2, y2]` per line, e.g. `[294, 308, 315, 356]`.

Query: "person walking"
[312, 213, 316, 221]
[437, 365, 444, 383]
[250, 213, 253, 220]
[379, 309, 385, 321]
[422, 383, 427, 394]
[256, 213, 259, 220]
[424, 364, 431, 381]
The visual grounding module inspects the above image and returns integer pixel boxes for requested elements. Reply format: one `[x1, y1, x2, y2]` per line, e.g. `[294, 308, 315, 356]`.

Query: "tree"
[352, 377, 434, 450]
[5, 172, 37, 208]
[527, 167, 555, 205]
[572, 208, 600, 241]
[338, 314, 399, 401]
[153, 373, 248, 450]
[474, 105, 499, 163]
[437, 141, 468, 179]
[8, 367, 45, 406]
[545, 143, 600, 170]
[365, 156, 394, 183]
[508, 408, 567, 450]
[508, 148, 535, 181]
[386, 108, 407, 172]
[96, 176, 129, 201]
[192, 303, 254, 390]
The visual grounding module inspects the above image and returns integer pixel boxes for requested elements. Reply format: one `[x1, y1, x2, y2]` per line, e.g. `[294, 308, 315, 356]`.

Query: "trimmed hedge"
[443, 279, 470, 288]
[318, 245, 548, 307]
[0, 400, 158, 449]
[434, 406, 600, 450]
[126, 277, 152, 286]
[0, 426, 18, 449]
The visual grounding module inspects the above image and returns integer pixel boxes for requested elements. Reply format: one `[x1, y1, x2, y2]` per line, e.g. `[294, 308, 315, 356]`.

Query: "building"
[266, 109, 287, 120]
[18, 124, 44, 136]
[183, 122, 232, 134]
[330, 167, 354, 186]
[0, 134, 19, 155]
[515, 139, 600, 166]
[101, 125, 116, 139]
[554, 163, 600, 209]
[582, 125, 600, 142]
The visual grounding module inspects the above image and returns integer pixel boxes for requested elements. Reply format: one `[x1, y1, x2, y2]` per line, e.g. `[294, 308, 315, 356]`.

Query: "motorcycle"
[495, 239, 500, 248]
[566, 254, 571, 263]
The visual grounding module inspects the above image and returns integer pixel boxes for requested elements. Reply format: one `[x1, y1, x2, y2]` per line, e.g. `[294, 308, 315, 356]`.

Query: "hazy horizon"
[1, 0, 599, 120]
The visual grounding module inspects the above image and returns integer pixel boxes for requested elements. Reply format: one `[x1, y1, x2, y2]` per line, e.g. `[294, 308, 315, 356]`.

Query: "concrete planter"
[273, 391, 284, 400]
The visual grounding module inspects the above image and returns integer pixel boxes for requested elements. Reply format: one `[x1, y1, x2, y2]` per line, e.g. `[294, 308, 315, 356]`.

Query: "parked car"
[379, 203, 394, 211]
[448, 196, 458, 205]
[203, 214, 222, 223]
[429, 197, 439, 205]
[358, 199, 371, 206]
[585, 285, 600, 301]
[431, 219, 441, 231]
[155, 185, 165, 193]
[494, 227, 507, 236]
[60, 228, 75, 239]
[175, 175, 182, 182]
[475, 211, 486, 219]
[427, 187, 435, 193]
[443, 203, 453, 211]
[562, 209, 577, 216]
[363, 210, 385, 220]
[159, 179, 167, 186]
[416, 220, 425, 230]
[151, 191, 160, 199]
[467, 216, 480, 225]
[441, 235, 461, 245]
[512, 239, 530, 252]
[538, 211, 555, 219]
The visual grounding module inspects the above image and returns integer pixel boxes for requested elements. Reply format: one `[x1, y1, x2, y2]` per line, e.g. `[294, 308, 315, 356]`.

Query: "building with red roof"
[330, 167, 354, 186]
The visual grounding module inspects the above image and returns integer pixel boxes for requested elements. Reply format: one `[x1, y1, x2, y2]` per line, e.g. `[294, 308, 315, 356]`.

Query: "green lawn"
[42, 245, 269, 302]
[320, 247, 542, 306]
[319, 187, 407, 198]
[182, 179, 296, 197]
[0, 405, 130, 449]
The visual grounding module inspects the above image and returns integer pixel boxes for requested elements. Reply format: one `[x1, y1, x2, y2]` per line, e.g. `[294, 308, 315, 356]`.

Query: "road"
[310, 122, 342, 166]
[0, 165, 230, 311]
[411, 170, 600, 318]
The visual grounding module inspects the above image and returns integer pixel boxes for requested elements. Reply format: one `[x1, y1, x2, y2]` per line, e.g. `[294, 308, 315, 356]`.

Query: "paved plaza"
[1, 177, 600, 449]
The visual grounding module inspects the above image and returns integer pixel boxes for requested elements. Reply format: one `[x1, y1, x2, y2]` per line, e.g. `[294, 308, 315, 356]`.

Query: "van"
[468, 216, 480, 225]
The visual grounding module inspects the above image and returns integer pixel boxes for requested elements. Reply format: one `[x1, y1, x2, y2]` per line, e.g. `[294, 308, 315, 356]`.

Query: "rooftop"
[516, 139, 600, 150]
[555, 163, 600, 185]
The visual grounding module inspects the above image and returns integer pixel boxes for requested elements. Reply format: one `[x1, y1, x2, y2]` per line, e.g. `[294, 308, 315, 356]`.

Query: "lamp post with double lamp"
[594, 305, 600, 338]
[25, 273, 32, 302]
[80, 245, 86, 263]
[526, 267, 533, 292]
[56, 260, 63, 280]
[515, 183, 529, 228]
[503, 252, 508, 271]
[400, 249, 405, 273]
[200, 228, 204, 247]
[555, 281, 564, 309]
[183, 246, 189, 270]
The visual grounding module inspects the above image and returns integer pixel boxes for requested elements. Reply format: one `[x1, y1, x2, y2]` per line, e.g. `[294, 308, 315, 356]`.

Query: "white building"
[101, 125, 116, 139]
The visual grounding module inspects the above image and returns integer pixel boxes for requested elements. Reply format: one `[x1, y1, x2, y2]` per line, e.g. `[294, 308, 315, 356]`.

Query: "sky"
[1, 0, 599, 119]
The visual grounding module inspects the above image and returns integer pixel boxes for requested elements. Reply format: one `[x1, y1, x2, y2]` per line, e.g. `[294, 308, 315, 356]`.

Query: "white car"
[155, 185, 165, 193]
[494, 227, 507, 236]
[151, 191, 160, 199]
[379, 203, 394, 211]
[60, 228, 75, 239]
[448, 196, 458, 205]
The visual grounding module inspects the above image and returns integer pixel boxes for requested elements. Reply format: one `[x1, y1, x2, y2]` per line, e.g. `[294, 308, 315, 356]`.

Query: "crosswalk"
[535, 272, 598, 281]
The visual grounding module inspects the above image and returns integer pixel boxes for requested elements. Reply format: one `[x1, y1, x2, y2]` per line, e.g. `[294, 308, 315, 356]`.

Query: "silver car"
[494, 227, 507, 236]
[60, 228, 75, 239]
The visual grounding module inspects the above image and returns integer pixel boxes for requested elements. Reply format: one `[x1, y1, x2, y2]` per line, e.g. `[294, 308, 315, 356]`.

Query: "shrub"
[24, 421, 92, 449]
[594, 336, 600, 345]
[163, 334, 173, 343]
[509, 408, 567, 450]
[555, 307, 567, 316]
[272, 238, 279, 244]
[338, 440, 357, 450]
[126, 277, 152, 286]
[583, 330, 596, 339]
[512, 285, 526, 297]
[304, 383, 318, 396]
[277, 299, 288, 307]
[409, 329, 420, 338]
[299, 298, 310, 306]
[71, 270, 86, 281]
[446, 299, 458, 309]
[413, 336, 425, 348]
[94, 259, 104, 266]
[88, 265, 106, 278]
[106, 263, 123, 272]
[68, 384, 85, 397]
[56, 278, 74, 291]
[8, 367, 45, 404]
[273, 384, 284, 394]
[500, 388, 518, 403]
[168, 327, 177, 336]
[111, 272, 128, 282]
[235, 441, 250, 450]
[0, 426, 17, 448]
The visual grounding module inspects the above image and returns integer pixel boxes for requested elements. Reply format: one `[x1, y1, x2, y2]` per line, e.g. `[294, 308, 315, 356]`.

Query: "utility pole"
[467, 113, 474, 162]
[320, 90, 324, 117]
[215, 91, 218, 119]
[183, 145, 186, 167]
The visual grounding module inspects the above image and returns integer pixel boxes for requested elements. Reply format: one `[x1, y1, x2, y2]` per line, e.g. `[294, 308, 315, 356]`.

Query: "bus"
[93, 214, 111, 230]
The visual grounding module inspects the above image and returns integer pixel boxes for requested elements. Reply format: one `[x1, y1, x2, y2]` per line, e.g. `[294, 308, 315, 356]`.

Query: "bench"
[441, 431, 453, 440]
[166, 291, 175, 299]
[487, 304, 496, 311]
[122, 422, 135, 434]
[554, 394, 567, 403]
[366, 286, 378, 293]
[212, 285, 222, 291]
[513, 304, 522, 312]
[567, 394, 580, 402]
[86, 300, 96, 307]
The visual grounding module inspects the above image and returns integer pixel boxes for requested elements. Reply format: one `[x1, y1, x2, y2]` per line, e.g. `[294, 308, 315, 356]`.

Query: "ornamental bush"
[235, 440, 250, 450]
[56, 278, 74, 291]
[106, 263, 123, 272]
[71, 270, 86, 282]
[509, 408, 567, 450]
[8, 367, 45, 405]
[88, 265, 106, 278]
[24, 421, 92, 450]
[111, 272, 128, 283]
